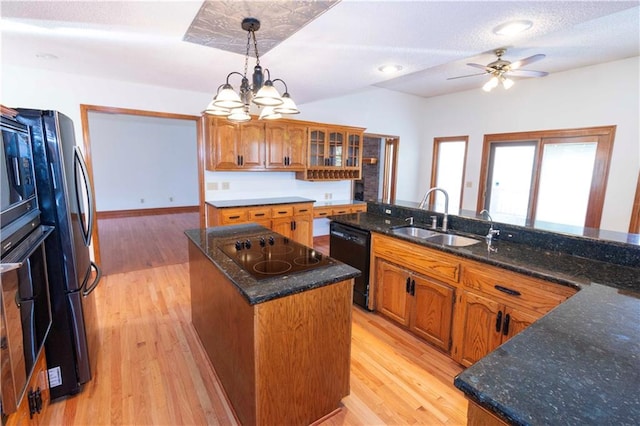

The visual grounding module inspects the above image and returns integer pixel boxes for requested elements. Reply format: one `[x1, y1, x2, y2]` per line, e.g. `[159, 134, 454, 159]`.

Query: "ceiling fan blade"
[467, 63, 492, 72]
[447, 72, 487, 80]
[510, 54, 546, 70]
[507, 69, 549, 77]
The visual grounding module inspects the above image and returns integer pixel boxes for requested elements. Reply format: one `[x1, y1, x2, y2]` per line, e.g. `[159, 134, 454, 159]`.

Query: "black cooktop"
[219, 233, 336, 280]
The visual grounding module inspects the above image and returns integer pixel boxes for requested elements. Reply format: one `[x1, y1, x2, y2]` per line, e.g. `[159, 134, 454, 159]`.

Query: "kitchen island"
[329, 202, 640, 425]
[185, 224, 360, 426]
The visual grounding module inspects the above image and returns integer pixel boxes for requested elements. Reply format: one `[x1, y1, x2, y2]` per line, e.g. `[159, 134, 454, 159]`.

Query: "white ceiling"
[1, 1, 639, 105]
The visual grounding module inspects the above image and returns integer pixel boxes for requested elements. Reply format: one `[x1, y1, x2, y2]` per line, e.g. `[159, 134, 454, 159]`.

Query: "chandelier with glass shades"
[205, 18, 300, 122]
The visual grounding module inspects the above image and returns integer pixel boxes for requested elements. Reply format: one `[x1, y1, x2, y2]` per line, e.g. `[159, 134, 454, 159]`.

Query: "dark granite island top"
[328, 211, 640, 425]
[184, 223, 359, 304]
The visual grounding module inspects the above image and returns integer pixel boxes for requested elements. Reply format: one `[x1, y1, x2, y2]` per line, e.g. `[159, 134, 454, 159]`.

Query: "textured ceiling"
[184, 1, 339, 54]
[1, 1, 638, 106]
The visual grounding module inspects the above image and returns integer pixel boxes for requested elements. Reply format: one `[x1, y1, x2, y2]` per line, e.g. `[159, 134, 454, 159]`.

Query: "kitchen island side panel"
[189, 242, 257, 426]
[255, 279, 353, 425]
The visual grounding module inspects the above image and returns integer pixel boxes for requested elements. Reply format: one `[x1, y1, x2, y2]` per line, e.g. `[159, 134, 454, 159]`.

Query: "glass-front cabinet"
[298, 125, 363, 181]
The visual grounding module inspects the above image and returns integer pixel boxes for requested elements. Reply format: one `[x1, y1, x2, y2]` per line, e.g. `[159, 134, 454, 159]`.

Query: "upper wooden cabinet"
[204, 115, 364, 179]
[298, 125, 364, 181]
[265, 121, 307, 170]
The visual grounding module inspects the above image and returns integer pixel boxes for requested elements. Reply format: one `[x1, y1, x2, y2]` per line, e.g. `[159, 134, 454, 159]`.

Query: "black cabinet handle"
[293, 221, 297, 231]
[494, 285, 521, 296]
[410, 279, 416, 296]
[241, 155, 244, 166]
[237, 155, 241, 165]
[503, 313, 511, 336]
[406, 277, 411, 293]
[496, 310, 503, 332]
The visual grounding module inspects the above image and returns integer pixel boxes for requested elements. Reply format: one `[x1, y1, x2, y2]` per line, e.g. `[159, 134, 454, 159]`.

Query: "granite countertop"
[330, 212, 640, 424]
[206, 196, 315, 209]
[184, 224, 359, 305]
[313, 199, 367, 208]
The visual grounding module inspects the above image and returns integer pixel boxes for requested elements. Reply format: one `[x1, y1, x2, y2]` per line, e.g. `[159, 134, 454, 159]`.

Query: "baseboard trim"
[97, 206, 199, 219]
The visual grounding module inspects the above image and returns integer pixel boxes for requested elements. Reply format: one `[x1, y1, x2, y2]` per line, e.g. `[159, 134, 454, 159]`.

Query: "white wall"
[89, 112, 198, 211]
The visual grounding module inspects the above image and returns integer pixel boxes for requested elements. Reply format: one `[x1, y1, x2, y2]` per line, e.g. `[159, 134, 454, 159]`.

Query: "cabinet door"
[271, 217, 293, 239]
[410, 274, 455, 352]
[501, 306, 539, 342]
[346, 132, 361, 168]
[265, 123, 288, 169]
[239, 122, 265, 169]
[286, 124, 307, 169]
[375, 260, 411, 327]
[291, 214, 313, 246]
[211, 120, 240, 170]
[328, 130, 345, 167]
[455, 290, 503, 367]
[308, 128, 326, 167]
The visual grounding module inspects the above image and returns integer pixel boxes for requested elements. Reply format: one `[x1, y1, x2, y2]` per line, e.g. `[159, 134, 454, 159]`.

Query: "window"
[431, 136, 468, 214]
[478, 126, 616, 229]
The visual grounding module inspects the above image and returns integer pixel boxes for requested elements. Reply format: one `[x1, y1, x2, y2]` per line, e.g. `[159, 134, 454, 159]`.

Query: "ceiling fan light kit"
[206, 17, 300, 122]
[449, 47, 548, 93]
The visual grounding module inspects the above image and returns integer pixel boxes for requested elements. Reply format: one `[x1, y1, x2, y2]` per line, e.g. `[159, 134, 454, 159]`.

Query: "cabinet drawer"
[220, 209, 249, 224]
[351, 205, 366, 213]
[461, 265, 576, 314]
[293, 204, 313, 215]
[248, 208, 271, 220]
[271, 206, 294, 218]
[332, 207, 350, 215]
[372, 234, 460, 284]
[314, 207, 332, 218]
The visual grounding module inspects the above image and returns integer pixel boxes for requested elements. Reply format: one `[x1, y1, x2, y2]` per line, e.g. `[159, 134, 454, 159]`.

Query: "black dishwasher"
[329, 222, 371, 310]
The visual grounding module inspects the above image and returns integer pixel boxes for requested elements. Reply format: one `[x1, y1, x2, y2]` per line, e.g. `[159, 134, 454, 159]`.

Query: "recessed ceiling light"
[378, 64, 403, 74]
[493, 20, 533, 36]
[36, 53, 58, 60]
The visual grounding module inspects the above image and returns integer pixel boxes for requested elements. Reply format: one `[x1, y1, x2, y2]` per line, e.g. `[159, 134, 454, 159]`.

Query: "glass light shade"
[213, 84, 244, 109]
[252, 82, 284, 106]
[227, 107, 251, 122]
[273, 94, 300, 114]
[482, 76, 499, 92]
[204, 100, 231, 116]
[502, 77, 515, 90]
[259, 106, 282, 120]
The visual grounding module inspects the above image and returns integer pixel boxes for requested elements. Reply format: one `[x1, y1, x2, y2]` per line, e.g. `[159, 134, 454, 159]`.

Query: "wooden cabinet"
[451, 263, 576, 367]
[206, 202, 313, 246]
[205, 117, 264, 170]
[4, 350, 50, 426]
[313, 203, 366, 218]
[297, 125, 364, 181]
[372, 234, 457, 352]
[265, 121, 306, 170]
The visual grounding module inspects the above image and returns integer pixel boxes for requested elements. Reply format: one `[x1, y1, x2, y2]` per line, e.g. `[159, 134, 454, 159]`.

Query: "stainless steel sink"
[425, 233, 480, 247]
[391, 226, 480, 247]
[391, 226, 439, 239]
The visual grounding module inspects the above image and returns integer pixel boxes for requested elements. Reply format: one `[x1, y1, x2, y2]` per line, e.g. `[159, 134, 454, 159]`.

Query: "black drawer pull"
[410, 279, 416, 296]
[494, 285, 521, 296]
[254, 213, 265, 217]
[229, 215, 241, 220]
[503, 313, 511, 336]
[406, 277, 411, 293]
[495, 310, 503, 332]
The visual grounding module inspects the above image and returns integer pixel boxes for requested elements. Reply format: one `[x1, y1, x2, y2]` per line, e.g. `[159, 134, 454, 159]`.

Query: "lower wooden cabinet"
[5, 350, 50, 426]
[371, 231, 578, 366]
[206, 202, 313, 246]
[375, 256, 455, 352]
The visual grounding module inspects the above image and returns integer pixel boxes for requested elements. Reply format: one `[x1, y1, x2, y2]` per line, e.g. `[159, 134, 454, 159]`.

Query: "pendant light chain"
[243, 29, 251, 79]
[252, 29, 260, 66]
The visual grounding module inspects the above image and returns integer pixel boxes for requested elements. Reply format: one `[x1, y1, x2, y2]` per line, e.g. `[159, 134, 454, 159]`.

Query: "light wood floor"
[97, 212, 199, 275]
[41, 216, 467, 425]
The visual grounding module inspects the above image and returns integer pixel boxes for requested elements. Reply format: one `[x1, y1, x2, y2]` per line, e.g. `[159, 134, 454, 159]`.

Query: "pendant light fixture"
[205, 18, 300, 121]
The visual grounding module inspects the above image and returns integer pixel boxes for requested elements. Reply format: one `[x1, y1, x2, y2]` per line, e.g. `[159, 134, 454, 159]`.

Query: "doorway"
[79, 105, 201, 274]
[353, 134, 398, 203]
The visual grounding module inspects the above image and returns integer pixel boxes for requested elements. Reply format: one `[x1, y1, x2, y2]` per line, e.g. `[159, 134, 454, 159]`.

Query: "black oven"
[1, 116, 39, 256]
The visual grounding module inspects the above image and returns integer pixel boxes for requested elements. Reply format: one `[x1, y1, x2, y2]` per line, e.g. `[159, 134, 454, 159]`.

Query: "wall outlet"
[325, 193, 332, 200]
[222, 182, 230, 190]
[466, 181, 473, 188]
[207, 182, 219, 191]
[385, 209, 392, 215]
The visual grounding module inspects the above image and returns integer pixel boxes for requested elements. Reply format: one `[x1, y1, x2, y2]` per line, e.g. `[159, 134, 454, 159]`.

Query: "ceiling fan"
[448, 48, 548, 92]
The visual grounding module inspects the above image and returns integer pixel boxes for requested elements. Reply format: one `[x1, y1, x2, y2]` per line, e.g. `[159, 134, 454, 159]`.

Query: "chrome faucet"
[480, 209, 500, 243]
[405, 216, 414, 225]
[419, 187, 449, 232]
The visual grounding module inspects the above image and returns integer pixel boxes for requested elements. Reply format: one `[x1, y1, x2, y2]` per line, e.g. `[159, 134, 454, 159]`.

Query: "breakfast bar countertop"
[329, 211, 640, 425]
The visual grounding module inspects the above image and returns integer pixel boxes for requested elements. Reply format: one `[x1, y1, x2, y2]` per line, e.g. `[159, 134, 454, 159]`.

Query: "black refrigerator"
[16, 109, 102, 400]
